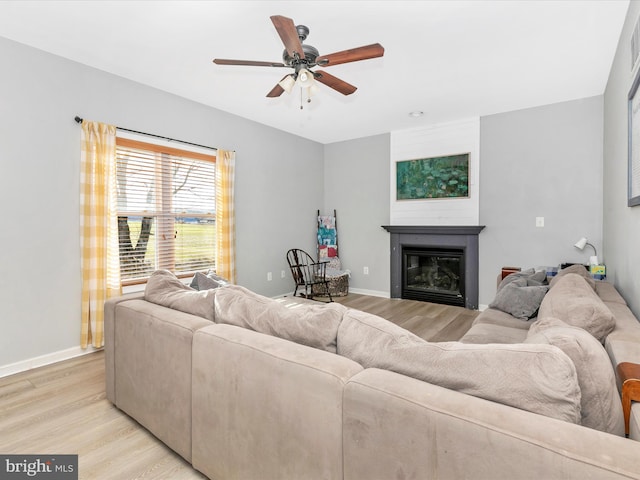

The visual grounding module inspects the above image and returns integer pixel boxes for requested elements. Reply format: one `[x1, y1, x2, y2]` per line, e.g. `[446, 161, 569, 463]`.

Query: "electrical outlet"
[536, 217, 544, 227]
[363, 266, 369, 275]
[281, 270, 286, 278]
[267, 272, 272, 281]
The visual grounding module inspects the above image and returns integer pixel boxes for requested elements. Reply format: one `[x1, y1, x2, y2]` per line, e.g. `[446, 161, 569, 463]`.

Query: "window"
[115, 137, 216, 284]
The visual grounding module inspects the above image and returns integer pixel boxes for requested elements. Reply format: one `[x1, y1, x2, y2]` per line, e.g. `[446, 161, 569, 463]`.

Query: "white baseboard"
[0, 345, 102, 379]
[347, 287, 390, 298]
[478, 304, 489, 311]
[274, 288, 390, 299]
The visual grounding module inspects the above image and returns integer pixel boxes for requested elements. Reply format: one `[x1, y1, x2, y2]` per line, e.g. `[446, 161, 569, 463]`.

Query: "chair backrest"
[286, 249, 319, 285]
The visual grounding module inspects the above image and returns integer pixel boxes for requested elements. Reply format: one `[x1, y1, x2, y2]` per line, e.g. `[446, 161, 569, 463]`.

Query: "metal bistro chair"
[286, 248, 333, 302]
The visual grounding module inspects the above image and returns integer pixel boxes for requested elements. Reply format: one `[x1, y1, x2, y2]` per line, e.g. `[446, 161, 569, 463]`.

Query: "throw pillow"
[214, 284, 346, 353]
[497, 268, 548, 291]
[526, 317, 625, 436]
[489, 277, 549, 320]
[336, 309, 581, 424]
[190, 270, 229, 291]
[537, 273, 615, 343]
[145, 270, 216, 321]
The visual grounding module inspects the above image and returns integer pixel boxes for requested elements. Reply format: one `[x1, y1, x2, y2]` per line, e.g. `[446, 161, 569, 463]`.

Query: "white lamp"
[574, 237, 598, 265]
[294, 68, 318, 108]
[296, 68, 315, 88]
[278, 74, 296, 93]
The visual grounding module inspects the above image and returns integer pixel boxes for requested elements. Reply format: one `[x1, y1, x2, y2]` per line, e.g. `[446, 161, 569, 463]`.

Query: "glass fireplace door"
[402, 248, 465, 306]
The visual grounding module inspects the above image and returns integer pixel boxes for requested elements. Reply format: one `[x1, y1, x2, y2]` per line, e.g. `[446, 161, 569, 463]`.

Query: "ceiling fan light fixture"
[296, 68, 316, 88]
[278, 74, 296, 93]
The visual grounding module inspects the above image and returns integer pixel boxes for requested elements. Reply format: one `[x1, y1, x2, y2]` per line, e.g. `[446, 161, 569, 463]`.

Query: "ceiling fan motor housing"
[282, 25, 319, 68]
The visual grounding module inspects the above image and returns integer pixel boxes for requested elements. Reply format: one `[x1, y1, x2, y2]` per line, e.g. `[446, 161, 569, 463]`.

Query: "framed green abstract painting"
[396, 153, 470, 200]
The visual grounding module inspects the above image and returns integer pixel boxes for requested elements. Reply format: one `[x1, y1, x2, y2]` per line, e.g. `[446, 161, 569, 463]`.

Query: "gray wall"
[323, 134, 391, 296]
[603, 2, 640, 317]
[479, 96, 604, 306]
[321, 98, 606, 306]
[0, 36, 323, 368]
[1, 20, 624, 371]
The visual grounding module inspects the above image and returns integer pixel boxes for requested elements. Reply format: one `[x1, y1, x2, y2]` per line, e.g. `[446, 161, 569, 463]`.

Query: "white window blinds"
[115, 137, 216, 283]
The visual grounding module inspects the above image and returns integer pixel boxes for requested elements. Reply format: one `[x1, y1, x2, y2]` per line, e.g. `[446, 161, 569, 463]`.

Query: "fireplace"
[403, 247, 465, 306]
[382, 225, 485, 309]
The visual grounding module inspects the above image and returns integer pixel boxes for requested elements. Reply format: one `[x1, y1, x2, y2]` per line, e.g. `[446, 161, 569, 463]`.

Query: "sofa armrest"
[104, 293, 145, 403]
[108, 298, 211, 462]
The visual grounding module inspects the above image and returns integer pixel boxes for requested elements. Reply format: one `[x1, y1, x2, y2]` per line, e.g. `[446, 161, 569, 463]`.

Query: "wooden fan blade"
[314, 70, 357, 96]
[270, 15, 305, 60]
[266, 75, 290, 97]
[213, 59, 286, 67]
[316, 43, 384, 67]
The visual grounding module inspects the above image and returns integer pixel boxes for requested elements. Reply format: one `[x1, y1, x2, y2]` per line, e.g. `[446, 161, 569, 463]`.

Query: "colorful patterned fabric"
[318, 215, 337, 248]
[80, 121, 121, 348]
[215, 149, 236, 283]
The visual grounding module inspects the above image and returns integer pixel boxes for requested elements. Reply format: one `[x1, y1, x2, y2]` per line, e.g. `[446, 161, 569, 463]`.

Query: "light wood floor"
[333, 293, 479, 342]
[0, 352, 205, 479]
[0, 294, 478, 479]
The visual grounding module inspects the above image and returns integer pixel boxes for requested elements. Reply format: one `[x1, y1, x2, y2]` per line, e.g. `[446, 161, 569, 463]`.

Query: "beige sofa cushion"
[595, 281, 627, 305]
[459, 322, 528, 344]
[538, 273, 615, 343]
[337, 309, 581, 424]
[192, 324, 362, 480]
[472, 308, 533, 330]
[527, 317, 624, 436]
[214, 285, 346, 353]
[144, 270, 216, 321]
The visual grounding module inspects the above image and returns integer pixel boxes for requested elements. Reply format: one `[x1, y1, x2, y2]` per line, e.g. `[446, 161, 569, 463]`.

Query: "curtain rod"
[74, 116, 217, 151]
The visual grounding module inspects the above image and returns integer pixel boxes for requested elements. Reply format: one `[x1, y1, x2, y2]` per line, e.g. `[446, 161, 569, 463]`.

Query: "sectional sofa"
[104, 267, 640, 479]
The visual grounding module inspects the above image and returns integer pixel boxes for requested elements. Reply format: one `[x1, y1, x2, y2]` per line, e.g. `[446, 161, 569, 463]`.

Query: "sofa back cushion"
[144, 270, 216, 321]
[538, 273, 615, 343]
[526, 317, 624, 436]
[214, 285, 346, 353]
[549, 264, 595, 290]
[337, 309, 581, 424]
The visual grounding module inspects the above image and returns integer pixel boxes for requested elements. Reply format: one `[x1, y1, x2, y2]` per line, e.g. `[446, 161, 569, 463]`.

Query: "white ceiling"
[0, 0, 630, 144]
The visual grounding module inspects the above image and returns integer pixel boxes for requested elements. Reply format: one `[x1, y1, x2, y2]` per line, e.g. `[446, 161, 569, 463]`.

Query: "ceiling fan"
[213, 15, 384, 101]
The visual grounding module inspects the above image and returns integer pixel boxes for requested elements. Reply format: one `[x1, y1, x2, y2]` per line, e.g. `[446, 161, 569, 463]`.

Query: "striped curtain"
[80, 121, 121, 348]
[215, 149, 236, 283]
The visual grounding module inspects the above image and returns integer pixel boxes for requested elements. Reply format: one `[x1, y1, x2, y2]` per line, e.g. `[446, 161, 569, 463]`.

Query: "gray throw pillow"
[498, 268, 548, 291]
[489, 278, 549, 320]
[190, 270, 229, 291]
